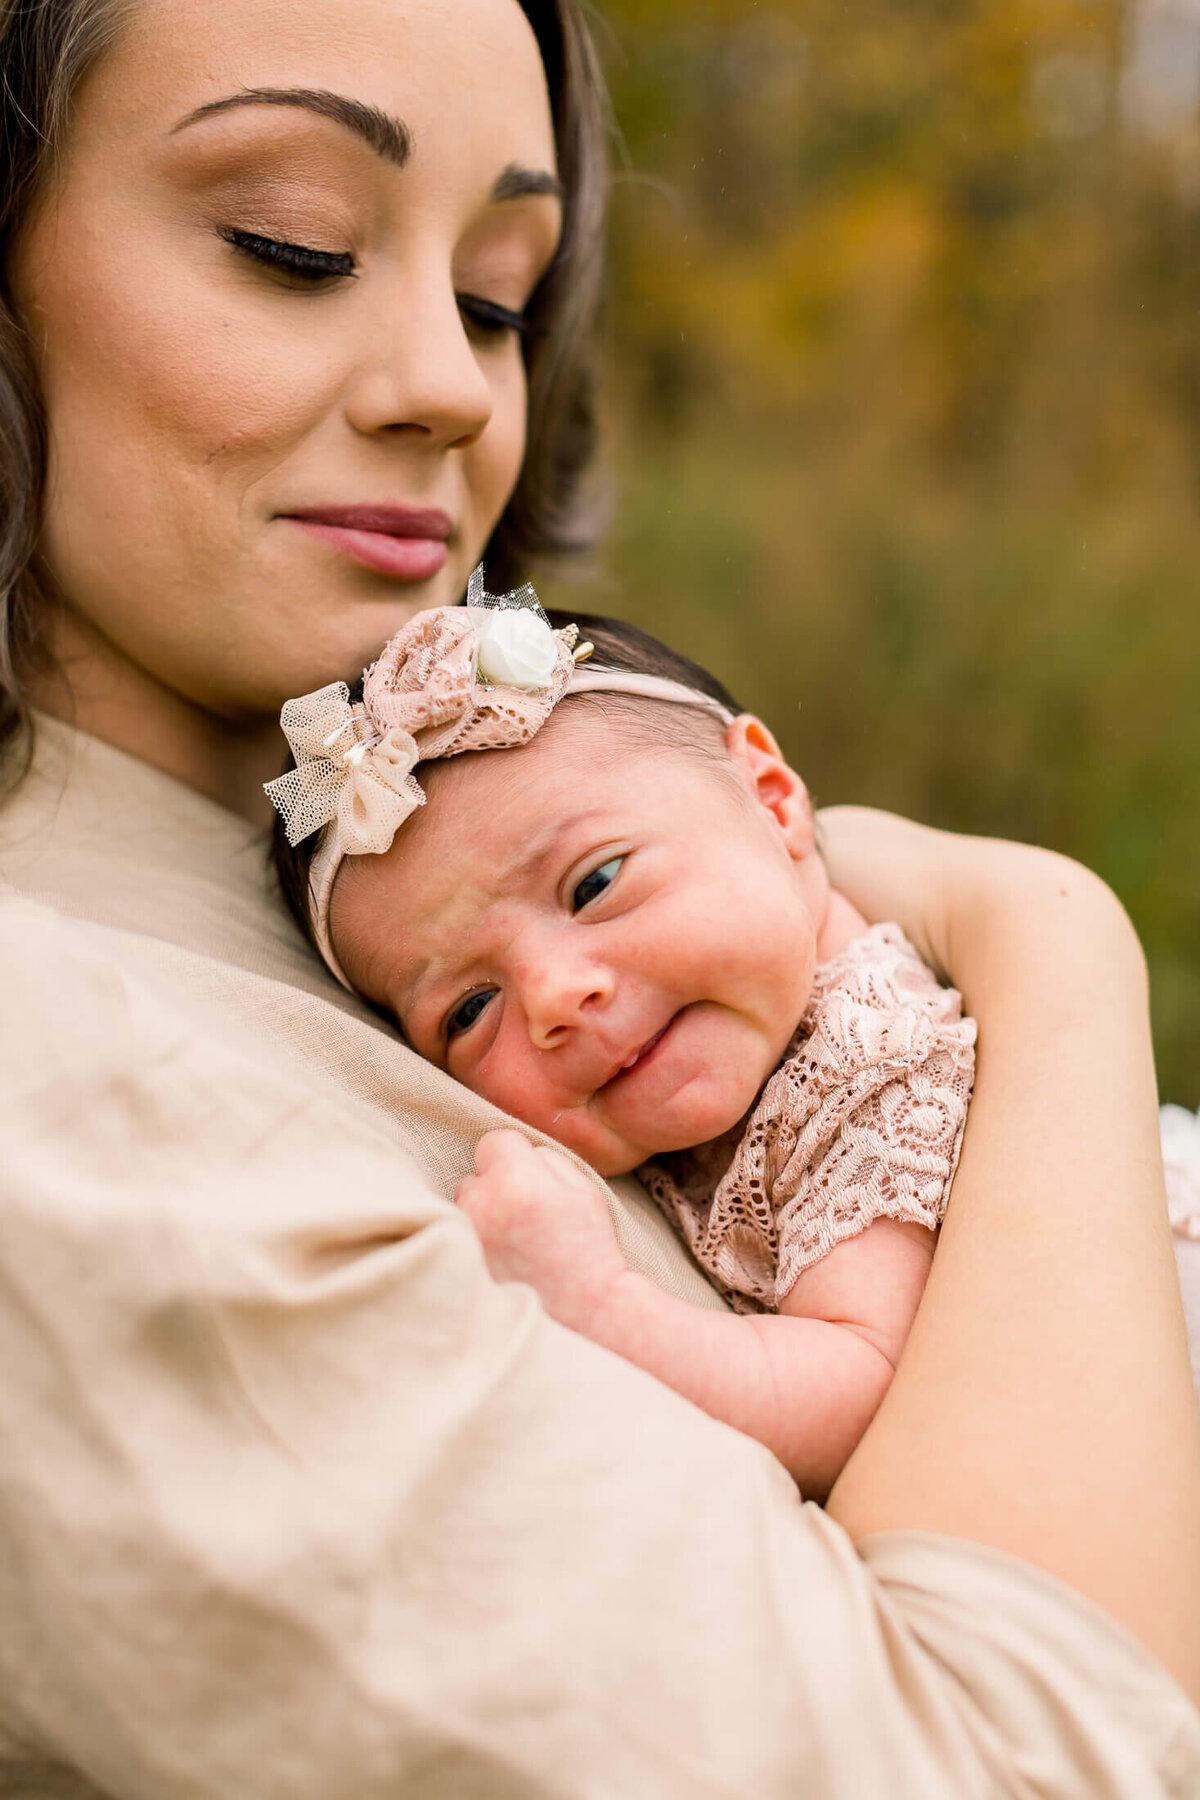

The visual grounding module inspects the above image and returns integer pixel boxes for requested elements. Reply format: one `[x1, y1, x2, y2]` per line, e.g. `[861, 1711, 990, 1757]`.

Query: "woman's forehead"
[73, 0, 556, 169]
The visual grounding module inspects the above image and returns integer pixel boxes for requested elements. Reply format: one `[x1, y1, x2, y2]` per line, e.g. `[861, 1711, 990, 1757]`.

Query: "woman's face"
[13, 0, 562, 720]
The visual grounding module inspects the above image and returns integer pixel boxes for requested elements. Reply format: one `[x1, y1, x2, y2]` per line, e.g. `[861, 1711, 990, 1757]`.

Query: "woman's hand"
[456, 1131, 628, 1334]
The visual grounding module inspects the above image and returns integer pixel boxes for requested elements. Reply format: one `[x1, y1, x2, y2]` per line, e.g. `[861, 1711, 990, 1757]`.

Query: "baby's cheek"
[470, 1042, 545, 1129]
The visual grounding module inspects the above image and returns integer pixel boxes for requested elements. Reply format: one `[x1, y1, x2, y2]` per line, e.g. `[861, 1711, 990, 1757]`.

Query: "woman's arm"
[819, 807, 1200, 1705]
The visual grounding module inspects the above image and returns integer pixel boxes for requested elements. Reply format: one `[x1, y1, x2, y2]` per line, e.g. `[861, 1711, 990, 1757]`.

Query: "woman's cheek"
[32, 217, 288, 465]
[469, 354, 529, 530]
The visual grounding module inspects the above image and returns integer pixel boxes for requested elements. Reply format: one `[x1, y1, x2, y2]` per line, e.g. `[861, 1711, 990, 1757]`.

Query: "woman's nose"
[521, 953, 615, 1052]
[342, 271, 495, 448]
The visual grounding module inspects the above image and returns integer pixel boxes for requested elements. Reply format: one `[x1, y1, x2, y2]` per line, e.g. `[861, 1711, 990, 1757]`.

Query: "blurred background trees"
[545, 0, 1200, 1104]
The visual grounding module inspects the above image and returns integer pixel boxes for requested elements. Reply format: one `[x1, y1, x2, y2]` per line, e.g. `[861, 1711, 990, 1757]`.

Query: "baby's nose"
[522, 957, 614, 1051]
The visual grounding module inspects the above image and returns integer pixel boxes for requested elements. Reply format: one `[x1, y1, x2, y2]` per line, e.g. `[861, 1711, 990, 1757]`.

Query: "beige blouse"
[0, 717, 1196, 1799]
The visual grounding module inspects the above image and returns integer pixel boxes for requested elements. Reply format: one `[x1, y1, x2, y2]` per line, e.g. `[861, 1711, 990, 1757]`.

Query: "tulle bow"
[264, 681, 423, 855]
[266, 582, 576, 866]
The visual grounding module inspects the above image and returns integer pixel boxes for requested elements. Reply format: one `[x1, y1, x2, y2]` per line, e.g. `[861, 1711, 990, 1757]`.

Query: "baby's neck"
[815, 887, 871, 963]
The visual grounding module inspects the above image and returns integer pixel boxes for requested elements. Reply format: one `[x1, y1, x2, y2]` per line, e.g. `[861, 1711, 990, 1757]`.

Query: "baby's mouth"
[608, 1021, 671, 1084]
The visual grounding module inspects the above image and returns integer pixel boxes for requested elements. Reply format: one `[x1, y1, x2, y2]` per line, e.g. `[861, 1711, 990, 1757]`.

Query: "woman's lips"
[284, 505, 452, 580]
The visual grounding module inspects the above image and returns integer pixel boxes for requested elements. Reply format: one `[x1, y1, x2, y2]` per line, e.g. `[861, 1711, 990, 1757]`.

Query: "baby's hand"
[456, 1130, 628, 1333]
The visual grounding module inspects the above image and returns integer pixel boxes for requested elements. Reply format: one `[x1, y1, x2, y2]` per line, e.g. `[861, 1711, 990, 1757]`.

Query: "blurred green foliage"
[544, 0, 1200, 1104]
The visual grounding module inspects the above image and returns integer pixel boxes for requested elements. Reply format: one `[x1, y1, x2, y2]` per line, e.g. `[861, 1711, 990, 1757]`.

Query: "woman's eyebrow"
[493, 163, 564, 203]
[171, 87, 412, 167]
[170, 91, 563, 201]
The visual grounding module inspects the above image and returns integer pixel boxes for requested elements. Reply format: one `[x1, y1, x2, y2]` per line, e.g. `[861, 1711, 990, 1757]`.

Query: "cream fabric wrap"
[0, 716, 1197, 1799]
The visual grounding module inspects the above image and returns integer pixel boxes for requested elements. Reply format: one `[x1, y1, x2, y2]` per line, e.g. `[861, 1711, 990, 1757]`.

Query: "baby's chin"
[572, 1093, 765, 1179]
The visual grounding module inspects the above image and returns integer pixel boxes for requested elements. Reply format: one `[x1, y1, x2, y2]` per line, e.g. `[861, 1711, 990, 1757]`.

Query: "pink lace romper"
[639, 924, 977, 1313]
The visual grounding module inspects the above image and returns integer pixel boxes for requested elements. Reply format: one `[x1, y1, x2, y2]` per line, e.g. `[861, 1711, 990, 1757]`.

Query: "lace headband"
[266, 568, 737, 989]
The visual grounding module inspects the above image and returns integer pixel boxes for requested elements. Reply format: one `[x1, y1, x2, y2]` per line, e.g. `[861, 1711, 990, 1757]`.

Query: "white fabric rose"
[475, 608, 559, 690]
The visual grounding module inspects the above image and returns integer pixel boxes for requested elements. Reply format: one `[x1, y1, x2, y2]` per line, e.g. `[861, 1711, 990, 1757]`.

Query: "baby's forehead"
[371, 709, 694, 907]
[337, 730, 620, 996]
[333, 704, 744, 1006]
[413, 703, 646, 826]
[409, 751, 616, 892]
[426, 693, 729, 797]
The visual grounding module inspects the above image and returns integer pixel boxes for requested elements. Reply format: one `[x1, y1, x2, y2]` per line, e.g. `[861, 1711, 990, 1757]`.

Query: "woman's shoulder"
[0, 877, 470, 1261]
[0, 882, 243, 1107]
[0, 881, 118, 997]
[0, 716, 359, 1001]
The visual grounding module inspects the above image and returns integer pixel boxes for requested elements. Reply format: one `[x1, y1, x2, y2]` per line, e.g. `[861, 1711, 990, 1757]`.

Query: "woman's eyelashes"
[219, 226, 356, 283]
[218, 229, 529, 336]
[220, 229, 531, 343]
[572, 856, 624, 912]
[456, 293, 531, 340]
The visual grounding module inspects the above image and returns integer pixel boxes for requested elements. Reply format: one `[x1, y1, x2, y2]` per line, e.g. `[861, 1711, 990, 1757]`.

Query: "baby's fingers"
[532, 1141, 606, 1197]
[456, 1132, 548, 1242]
[473, 1128, 540, 1181]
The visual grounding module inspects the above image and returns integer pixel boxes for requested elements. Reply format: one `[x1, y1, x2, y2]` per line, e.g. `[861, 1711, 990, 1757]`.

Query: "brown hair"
[271, 609, 745, 957]
[0, 0, 610, 786]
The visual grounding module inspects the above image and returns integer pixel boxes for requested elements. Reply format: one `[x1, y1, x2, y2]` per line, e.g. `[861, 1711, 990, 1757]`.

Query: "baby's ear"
[725, 715, 815, 861]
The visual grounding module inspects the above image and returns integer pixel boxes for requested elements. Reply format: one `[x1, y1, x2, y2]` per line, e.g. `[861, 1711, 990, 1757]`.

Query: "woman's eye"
[446, 989, 497, 1041]
[219, 227, 356, 284]
[572, 857, 624, 912]
[457, 293, 530, 340]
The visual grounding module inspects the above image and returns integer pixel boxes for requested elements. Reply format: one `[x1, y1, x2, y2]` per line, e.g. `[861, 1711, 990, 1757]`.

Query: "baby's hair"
[546, 609, 741, 714]
[271, 611, 746, 955]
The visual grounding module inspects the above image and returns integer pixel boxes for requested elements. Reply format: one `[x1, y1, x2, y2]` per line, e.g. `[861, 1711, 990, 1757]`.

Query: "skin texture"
[12, 0, 561, 819]
[332, 707, 841, 1175]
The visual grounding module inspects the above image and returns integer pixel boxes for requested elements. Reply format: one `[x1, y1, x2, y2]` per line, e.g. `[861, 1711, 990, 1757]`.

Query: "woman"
[0, 0, 1197, 1794]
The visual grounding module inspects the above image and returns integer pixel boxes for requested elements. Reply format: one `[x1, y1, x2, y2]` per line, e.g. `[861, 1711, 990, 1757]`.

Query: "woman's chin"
[231, 576, 460, 705]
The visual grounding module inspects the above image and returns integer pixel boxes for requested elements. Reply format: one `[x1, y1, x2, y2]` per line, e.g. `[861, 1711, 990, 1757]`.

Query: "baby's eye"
[572, 857, 624, 912]
[446, 988, 497, 1041]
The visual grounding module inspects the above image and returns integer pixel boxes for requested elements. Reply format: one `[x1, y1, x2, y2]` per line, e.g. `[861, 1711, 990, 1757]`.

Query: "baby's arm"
[457, 1132, 931, 1500]
[779, 1219, 934, 1366]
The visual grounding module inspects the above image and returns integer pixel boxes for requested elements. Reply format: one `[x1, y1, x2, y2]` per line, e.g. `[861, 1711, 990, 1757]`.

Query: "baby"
[269, 573, 975, 1498]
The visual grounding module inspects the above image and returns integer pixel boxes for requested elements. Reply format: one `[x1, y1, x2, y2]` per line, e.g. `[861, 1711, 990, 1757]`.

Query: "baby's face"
[330, 706, 827, 1175]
